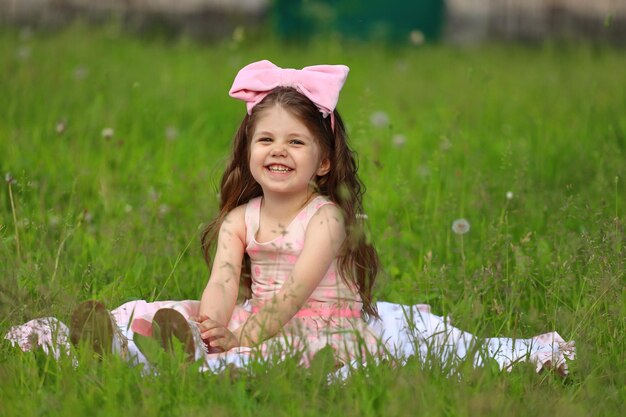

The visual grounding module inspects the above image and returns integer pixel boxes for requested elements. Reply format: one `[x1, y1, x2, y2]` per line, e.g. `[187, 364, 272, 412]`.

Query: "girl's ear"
[316, 158, 330, 177]
[316, 157, 331, 176]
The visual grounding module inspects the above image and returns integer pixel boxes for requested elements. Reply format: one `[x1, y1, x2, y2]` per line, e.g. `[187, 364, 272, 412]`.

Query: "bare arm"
[233, 204, 345, 346]
[198, 205, 246, 326]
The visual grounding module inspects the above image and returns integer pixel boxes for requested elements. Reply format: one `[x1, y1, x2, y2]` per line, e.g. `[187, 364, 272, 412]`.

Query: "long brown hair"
[201, 87, 379, 317]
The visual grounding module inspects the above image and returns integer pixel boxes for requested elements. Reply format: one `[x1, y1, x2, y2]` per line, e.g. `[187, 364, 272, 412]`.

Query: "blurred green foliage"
[273, 0, 444, 42]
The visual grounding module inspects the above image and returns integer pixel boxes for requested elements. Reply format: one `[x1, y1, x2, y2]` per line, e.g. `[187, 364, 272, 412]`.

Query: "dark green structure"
[273, 0, 445, 42]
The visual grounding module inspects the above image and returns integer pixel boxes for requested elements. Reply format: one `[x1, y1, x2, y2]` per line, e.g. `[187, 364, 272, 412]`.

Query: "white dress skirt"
[4, 299, 575, 377]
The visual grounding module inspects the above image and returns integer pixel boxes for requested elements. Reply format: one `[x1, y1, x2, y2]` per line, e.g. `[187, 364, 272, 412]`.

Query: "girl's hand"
[193, 314, 239, 353]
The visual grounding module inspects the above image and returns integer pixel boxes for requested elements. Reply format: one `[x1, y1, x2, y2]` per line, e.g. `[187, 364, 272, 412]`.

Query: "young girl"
[127, 59, 381, 366]
[6, 60, 575, 375]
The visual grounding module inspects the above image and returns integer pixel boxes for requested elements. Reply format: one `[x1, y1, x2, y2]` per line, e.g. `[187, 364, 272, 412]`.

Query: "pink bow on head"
[228, 60, 350, 130]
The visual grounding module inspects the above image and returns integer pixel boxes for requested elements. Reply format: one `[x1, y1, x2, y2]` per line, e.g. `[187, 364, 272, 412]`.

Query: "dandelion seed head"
[165, 125, 179, 141]
[16, 46, 31, 61]
[148, 187, 159, 202]
[452, 218, 470, 235]
[158, 204, 171, 217]
[5, 172, 14, 184]
[506, 191, 514, 200]
[101, 127, 114, 139]
[73, 66, 88, 80]
[83, 210, 94, 224]
[338, 183, 351, 201]
[19, 27, 32, 42]
[356, 213, 369, 220]
[56, 121, 66, 134]
[232, 26, 245, 43]
[417, 165, 431, 178]
[440, 137, 452, 152]
[394, 60, 408, 73]
[124, 204, 133, 213]
[370, 111, 390, 128]
[48, 214, 60, 227]
[392, 134, 407, 148]
[409, 30, 425, 46]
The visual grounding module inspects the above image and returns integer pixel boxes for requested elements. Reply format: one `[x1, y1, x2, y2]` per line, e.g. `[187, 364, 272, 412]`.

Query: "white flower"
[101, 127, 114, 139]
[506, 191, 514, 200]
[392, 134, 406, 148]
[370, 111, 389, 128]
[451, 218, 470, 235]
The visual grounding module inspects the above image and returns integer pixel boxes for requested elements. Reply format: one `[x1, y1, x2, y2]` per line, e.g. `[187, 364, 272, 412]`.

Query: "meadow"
[1, 23, 625, 416]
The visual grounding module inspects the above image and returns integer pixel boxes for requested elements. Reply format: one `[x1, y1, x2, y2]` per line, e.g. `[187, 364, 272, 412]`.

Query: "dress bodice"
[244, 196, 362, 311]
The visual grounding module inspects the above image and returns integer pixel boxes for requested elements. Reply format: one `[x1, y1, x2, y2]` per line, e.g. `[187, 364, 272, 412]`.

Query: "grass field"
[1, 23, 625, 416]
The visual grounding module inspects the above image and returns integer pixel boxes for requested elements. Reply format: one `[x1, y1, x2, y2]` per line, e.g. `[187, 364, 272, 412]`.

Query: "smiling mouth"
[266, 164, 293, 173]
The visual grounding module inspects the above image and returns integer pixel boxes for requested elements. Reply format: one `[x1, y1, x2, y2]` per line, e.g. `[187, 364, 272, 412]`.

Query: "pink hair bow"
[229, 60, 349, 129]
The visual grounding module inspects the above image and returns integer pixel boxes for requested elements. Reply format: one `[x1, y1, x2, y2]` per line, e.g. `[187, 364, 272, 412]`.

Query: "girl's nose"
[270, 143, 287, 157]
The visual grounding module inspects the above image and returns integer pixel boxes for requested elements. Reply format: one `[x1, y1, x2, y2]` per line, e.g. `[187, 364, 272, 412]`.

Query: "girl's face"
[249, 105, 330, 200]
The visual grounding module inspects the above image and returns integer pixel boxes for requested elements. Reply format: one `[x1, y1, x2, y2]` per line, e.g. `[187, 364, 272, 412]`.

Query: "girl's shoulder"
[219, 204, 247, 243]
[301, 199, 346, 253]
[223, 197, 264, 243]
[225, 203, 247, 221]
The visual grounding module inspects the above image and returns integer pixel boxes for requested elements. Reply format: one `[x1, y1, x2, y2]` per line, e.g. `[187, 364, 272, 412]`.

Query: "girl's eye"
[290, 139, 304, 145]
[258, 137, 272, 143]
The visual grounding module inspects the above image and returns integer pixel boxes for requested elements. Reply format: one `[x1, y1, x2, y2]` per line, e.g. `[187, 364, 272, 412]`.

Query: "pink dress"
[124, 195, 380, 365]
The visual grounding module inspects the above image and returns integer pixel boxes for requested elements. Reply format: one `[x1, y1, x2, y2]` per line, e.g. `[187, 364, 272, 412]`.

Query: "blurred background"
[1, 0, 624, 44]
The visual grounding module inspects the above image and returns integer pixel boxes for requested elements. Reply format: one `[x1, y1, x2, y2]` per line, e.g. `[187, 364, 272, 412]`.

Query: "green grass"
[1, 22, 625, 416]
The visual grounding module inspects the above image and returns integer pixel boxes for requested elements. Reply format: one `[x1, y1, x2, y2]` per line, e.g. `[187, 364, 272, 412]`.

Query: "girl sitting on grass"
[6, 60, 575, 375]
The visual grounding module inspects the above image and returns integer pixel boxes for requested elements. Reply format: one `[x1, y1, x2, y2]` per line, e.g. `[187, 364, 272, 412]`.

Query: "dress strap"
[307, 196, 334, 215]
[299, 196, 335, 232]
